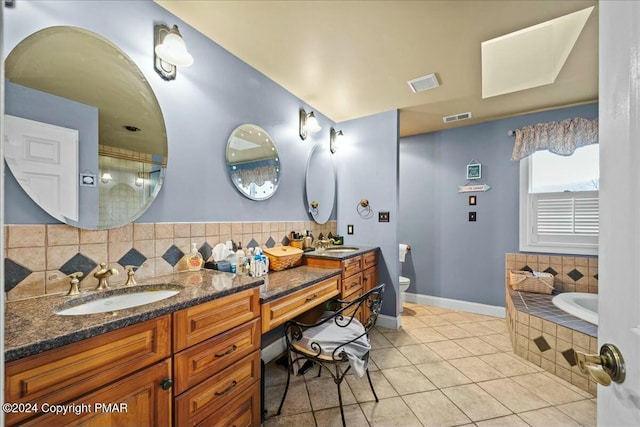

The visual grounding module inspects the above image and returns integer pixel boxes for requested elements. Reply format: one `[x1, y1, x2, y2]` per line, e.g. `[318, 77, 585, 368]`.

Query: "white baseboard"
[377, 314, 401, 330]
[261, 337, 286, 364]
[403, 293, 506, 318]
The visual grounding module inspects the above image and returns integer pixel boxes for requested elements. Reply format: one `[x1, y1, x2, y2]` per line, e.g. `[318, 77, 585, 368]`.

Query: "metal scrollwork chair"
[277, 283, 385, 427]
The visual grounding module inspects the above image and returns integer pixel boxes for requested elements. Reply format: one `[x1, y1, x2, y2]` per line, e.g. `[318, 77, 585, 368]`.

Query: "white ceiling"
[156, 0, 598, 137]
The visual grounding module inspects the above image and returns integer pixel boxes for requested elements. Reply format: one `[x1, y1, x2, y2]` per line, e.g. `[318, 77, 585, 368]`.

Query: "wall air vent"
[407, 73, 440, 93]
[443, 112, 472, 123]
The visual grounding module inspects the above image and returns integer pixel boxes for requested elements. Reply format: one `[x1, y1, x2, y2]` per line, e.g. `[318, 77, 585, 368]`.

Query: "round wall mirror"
[305, 144, 335, 224]
[226, 124, 280, 201]
[4, 26, 167, 230]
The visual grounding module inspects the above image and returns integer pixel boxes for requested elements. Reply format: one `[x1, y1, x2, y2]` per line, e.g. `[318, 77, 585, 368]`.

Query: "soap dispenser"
[187, 243, 204, 271]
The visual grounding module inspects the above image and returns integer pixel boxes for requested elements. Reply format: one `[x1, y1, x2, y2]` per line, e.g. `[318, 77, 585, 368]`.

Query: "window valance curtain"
[511, 117, 598, 161]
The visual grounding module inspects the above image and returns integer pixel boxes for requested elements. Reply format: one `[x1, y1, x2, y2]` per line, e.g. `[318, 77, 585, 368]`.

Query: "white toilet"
[399, 275, 411, 304]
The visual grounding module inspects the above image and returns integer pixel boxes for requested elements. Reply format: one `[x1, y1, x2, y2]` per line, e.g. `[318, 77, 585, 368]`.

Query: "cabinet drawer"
[261, 276, 340, 333]
[342, 272, 363, 298]
[173, 288, 260, 352]
[5, 315, 171, 426]
[362, 251, 378, 270]
[342, 256, 362, 278]
[195, 381, 260, 427]
[175, 351, 261, 427]
[174, 318, 261, 394]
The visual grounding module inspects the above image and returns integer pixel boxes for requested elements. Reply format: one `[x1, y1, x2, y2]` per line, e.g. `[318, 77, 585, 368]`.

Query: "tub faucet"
[94, 263, 119, 290]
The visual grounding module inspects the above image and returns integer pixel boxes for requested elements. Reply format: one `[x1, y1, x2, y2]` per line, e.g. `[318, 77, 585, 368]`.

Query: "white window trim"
[519, 156, 598, 255]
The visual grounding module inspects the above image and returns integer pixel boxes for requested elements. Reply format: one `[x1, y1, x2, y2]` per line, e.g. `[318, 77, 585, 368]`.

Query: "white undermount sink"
[55, 284, 183, 316]
[323, 246, 359, 253]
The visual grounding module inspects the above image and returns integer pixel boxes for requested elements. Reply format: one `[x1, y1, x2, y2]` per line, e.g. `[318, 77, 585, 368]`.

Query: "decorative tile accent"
[117, 248, 147, 269]
[593, 273, 598, 280]
[59, 253, 98, 281]
[521, 265, 533, 272]
[561, 349, 578, 367]
[328, 231, 334, 239]
[318, 232, 324, 240]
[4, 259, 33, 292]
[247, 238, 260, 248]
[162, 245, 184, 267]
[281, 236, 290, 246]
[543, 267, 558, 276]
[265, 237, 276, 248]
[199, 242, 213, 262]
[567, 269, 584, 282]
[533, 336, 551, 352]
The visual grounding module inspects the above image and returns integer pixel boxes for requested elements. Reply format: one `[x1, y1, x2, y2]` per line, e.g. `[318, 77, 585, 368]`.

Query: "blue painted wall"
[399, 103, 598, 307]
[3, 0, 335, 224]
[336, 110, 400, 317]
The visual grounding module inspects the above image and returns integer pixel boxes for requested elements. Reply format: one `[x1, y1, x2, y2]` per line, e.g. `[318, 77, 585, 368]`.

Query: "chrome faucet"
[94, 263, 119, 290]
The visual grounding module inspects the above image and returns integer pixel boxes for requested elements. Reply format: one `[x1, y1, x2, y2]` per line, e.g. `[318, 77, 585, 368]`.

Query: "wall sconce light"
[100, 171, 113, 184]
[154, 24, 194, 81]
[299, 108, 321, 140]
[330, 128, 344, 153]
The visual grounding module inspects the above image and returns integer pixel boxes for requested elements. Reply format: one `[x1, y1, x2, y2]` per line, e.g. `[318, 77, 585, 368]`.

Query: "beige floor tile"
[556, 399, 597, 427]
[399, 315, 427, 329]
[264, 360, 305, 387]
[541, 371, 594, 398]
[453, 337, 501, 355]
[402, 390, 471, 426]
[264, 382, 311, 417]
[402, 304, 436, 316]
[381, 365, 436, 395]
[449, 357, 505, 382]
[426, 340, 474, 359]
[438, 312, 474, 324]
[475, 414, 530, 427]
[345, 370, 398, 402]
[414, 314, 452, 326]
[442, 384, 511, 421]
[478, 378, 550, 413]
[369, 347, 412, 369]
[478, 333, 515, 352]
[369, 329, 394, 349]
[307, 377, 357, 411]
[263, 411, 316, 427]
[518, 406, 582, 427]
[424, 305, 456, 314]
[415, 360, 472, 388]
[455, 321, 500, 336]
[397, 343, 443, 364]
[406, 326, 448, 343]
[432, 324, 474, 339]
[479, 319, 509, 334]
[511, 373, 586, 405]
[380, 329, 420, 346]
[478, 352, 540, 377]
[359, 396, 423, 427]
[314, 404, 370, 427]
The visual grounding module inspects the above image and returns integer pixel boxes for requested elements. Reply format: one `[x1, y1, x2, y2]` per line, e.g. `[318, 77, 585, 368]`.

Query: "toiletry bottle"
[187, 243, 204, 271]
[236, 242, 246, 275]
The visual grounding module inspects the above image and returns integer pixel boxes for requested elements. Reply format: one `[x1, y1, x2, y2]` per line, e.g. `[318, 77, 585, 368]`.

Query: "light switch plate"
[347, 224, 354, 235]
[469, 212, 477, 222]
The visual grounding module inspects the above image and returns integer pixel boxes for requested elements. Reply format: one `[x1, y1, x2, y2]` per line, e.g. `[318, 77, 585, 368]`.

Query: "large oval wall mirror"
[226, 124, 280, 201]
[4, 26, 167, 230]
[305, 144, 335, 224]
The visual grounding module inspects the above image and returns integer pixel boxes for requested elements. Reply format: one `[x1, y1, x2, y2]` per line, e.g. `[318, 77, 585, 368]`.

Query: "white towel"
[399, 244, 410, 262]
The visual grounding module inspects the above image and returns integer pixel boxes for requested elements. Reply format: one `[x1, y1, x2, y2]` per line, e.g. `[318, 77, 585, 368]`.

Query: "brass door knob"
[575, 343, 626, 386]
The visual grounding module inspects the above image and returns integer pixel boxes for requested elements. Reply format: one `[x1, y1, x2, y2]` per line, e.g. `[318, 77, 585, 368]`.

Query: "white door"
[3, 115, 79, 222]
[598, 2, 640, 425]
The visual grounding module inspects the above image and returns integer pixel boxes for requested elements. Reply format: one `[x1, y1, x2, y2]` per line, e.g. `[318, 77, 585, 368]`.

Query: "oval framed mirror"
[305, 143, 335, 224]
[225, 124, 280, 201]
[4, 26, 167, 230]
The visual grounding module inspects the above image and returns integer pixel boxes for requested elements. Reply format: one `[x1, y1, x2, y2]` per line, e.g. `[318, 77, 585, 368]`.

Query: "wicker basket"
[289, 239, 304, 250]
[508, 270, 555, 294]
[264, 246, 303, 271]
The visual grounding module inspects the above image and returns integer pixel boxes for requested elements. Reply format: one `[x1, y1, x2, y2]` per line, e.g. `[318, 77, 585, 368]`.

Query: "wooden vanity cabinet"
[4, 315, 172, 426]
[173, 287, 262, 427]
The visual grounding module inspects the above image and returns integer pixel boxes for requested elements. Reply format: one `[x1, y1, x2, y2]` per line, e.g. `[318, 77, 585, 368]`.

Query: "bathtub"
[552, 292, 598, 325]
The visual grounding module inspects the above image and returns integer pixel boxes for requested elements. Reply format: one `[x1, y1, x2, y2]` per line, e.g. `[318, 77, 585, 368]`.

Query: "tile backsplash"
[4, 220, 337, 301]
[505, 253, 598, 294]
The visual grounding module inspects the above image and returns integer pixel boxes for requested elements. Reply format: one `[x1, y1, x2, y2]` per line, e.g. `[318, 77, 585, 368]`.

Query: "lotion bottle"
[187, 243, 204, 271]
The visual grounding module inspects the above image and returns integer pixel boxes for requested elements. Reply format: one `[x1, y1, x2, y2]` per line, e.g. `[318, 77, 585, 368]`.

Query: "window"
[519, 144, 599, 255]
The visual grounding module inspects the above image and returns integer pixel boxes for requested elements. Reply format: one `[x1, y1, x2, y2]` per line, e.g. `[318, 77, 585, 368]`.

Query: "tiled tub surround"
[505, 253, 599, 396]
[3, 220, 337, 301]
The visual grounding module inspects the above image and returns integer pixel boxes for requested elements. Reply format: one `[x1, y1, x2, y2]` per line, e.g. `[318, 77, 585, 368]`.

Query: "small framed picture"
[80, 173, 96, 187]
[469, 195, 477, 205]
[466, 163, 481, 180]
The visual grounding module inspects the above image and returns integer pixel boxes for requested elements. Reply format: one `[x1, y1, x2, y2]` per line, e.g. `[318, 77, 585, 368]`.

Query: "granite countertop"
[259, 266, 342, 302]
[5, 270, 263, 362]
[303, 245, 379, 261]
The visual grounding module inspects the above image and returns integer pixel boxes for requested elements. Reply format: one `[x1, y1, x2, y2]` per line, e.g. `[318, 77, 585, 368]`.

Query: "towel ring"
[356, 199, 373, 219]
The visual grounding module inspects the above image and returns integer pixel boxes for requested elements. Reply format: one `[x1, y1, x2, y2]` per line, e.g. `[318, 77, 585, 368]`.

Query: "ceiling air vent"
[407, 73, 440, 93]
[443, 112, 472, 123]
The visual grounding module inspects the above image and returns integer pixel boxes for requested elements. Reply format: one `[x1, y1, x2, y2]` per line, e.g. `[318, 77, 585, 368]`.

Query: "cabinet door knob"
[160, 378, 173, 390]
